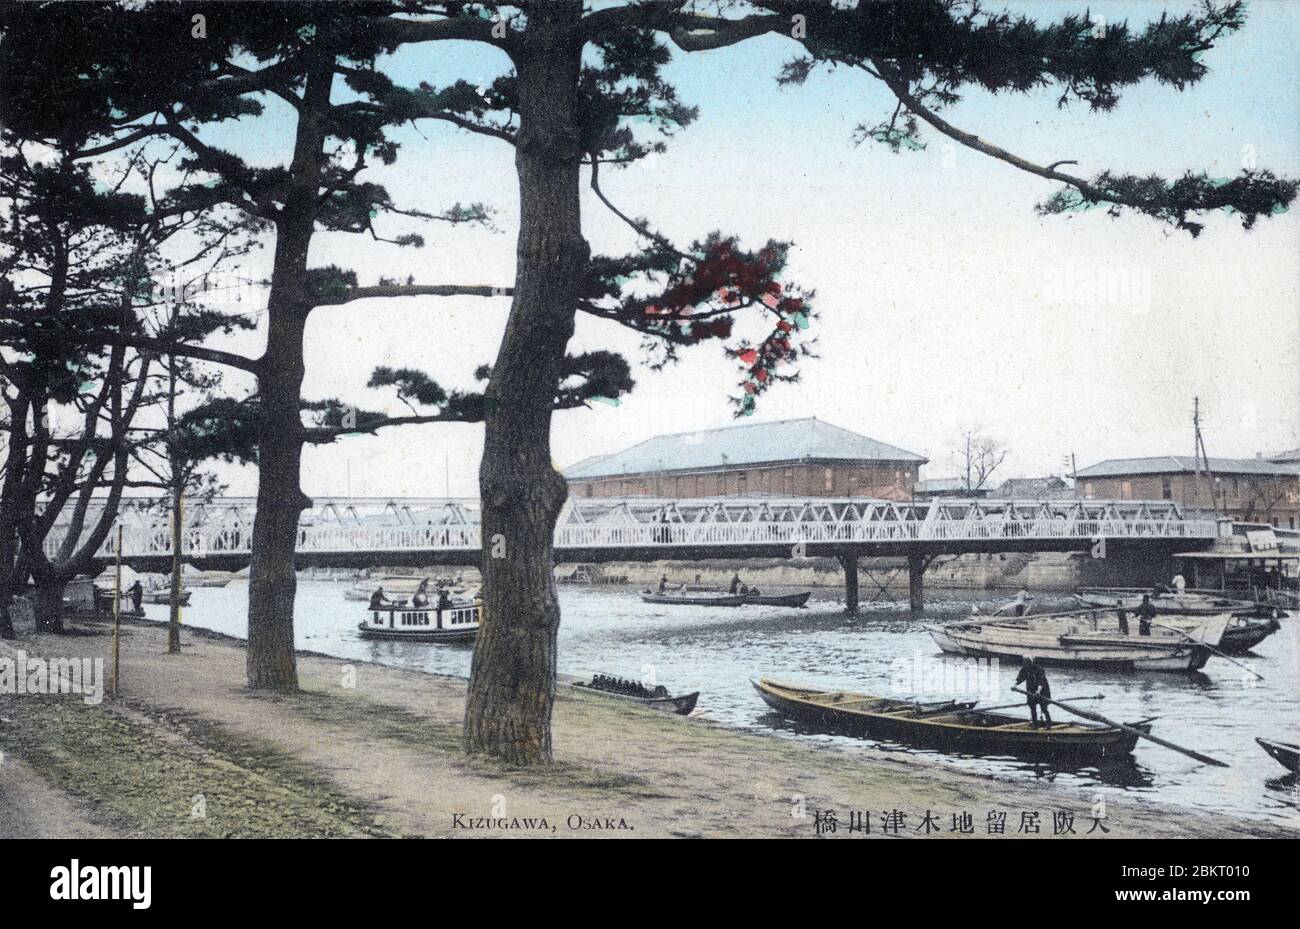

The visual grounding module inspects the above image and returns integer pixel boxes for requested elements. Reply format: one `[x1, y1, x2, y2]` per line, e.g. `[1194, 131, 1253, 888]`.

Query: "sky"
[161, 0, 1300, 497]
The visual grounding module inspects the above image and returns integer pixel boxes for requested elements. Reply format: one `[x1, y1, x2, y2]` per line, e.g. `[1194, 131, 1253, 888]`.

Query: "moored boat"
[357, 598, 480, 642]
[1074, 587, 1256, 615]
[753, 678, 1149, 759]
[928, 609, 1232, 672]
[640, 590, 810, 608]
[570, 675, 699, 715]
[1255, 737, 1300, 774]
[1218, 614, 1282, 654]
[141, 589, 191, 606]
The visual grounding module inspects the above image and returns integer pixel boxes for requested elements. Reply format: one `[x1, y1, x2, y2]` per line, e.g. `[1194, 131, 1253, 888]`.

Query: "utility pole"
[1193, 396, 1218, 514]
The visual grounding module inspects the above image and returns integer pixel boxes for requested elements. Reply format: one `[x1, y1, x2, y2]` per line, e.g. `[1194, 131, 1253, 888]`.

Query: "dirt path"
[2, 621, 1294, 839]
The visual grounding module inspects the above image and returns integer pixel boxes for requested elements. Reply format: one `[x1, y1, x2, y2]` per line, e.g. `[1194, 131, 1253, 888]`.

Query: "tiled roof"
[1076, 456, 1300, 478]
[563, 417, 926, 480]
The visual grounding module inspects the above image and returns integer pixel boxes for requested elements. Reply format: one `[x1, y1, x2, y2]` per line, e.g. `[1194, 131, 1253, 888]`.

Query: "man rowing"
[1015, 655, 1053, 728]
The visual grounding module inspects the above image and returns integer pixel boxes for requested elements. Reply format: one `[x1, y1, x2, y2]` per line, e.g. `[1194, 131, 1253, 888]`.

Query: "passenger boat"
[928, 609, 1232, 672]
[640, 590, 811, 608]
[357, 598, 480, 642]
[569, 675, 699, 715]
[1255, 737, 1300, 774]
[753, 678, 1150, 759]
[1074, 587, 1255, 615]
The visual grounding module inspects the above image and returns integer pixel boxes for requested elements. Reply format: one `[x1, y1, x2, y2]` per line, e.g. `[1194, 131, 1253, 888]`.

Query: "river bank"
[1, 618, 1292, 839]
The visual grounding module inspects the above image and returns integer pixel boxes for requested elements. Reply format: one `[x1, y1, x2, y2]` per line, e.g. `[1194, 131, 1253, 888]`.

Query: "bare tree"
[957, 429, 1009, 494]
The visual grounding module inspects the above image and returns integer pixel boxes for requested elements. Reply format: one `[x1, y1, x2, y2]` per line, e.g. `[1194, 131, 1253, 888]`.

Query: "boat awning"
[1174, 551, 1300, 561]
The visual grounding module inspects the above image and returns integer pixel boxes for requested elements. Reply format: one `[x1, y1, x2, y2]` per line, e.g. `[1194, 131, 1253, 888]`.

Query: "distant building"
[1075, 455, 1300, 528]
[988, 476, 1073, 499]
[563, 417, 926, 500]
[913, 477, 990, 500]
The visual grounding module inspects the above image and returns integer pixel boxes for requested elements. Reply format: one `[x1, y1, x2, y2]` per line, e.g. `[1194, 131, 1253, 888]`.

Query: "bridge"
[49, 495, 1224, 612]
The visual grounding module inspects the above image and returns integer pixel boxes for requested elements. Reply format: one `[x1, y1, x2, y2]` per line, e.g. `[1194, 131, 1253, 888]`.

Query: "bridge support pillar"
[838, 552, 859, 615]
[908, 552, 924, 614]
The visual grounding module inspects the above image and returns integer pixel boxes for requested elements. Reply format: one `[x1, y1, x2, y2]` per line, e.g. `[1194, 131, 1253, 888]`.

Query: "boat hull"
[1218, 616, 1282, 654]
[570, 683, 699, 715]
[753, 679, 1145, 759]
[141, 591, 191, 606]
[1255, 737, 1300, 774]
[356, 623, 477, 643]
[640, 590, 810, 608]
[928, 611, 1232, 672]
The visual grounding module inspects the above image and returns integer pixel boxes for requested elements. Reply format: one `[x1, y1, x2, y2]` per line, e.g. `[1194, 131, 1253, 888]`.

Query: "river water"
[142, 579, 1299, 828]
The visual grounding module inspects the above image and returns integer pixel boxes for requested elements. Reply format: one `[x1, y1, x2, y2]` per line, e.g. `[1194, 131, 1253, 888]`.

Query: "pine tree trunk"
[0, 600, 14, 640]
[244, 56, 333, 692]
[463, 5, 587, 765]
[31, 580, 66, 634]
[167, 482, 183, 654]
[167, 364, 182, 655]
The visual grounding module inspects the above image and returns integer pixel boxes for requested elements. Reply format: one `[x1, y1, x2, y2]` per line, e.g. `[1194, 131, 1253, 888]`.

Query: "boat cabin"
[359, 599, 481, 640]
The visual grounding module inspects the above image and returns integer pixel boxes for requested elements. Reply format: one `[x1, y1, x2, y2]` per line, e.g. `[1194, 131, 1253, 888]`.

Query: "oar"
[942, 694, 1107, 717]
[1013, 686, 1229, 768]
[1151, 620, 1264, 682]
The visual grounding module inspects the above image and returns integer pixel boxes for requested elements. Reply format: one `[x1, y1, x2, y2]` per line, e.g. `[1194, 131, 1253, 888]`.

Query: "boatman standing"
[1015, 655, 1053, 728]
[1135, 594, 1157, 636]
[730, 573, 742, 594]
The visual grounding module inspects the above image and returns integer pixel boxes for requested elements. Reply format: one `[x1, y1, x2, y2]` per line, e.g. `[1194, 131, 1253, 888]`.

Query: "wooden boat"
[1256, 737, 1300, 774]
[570, 677, 699, 715]
[753, 678, 1150, 759]
[640, 590, 810, 608]
[357, 598, 480, 642]
[141, 589, 191, 606]
[1074, 587, 1255, 615]
[928, 609, 1232, 672]
[1218, 614, 1282, 654]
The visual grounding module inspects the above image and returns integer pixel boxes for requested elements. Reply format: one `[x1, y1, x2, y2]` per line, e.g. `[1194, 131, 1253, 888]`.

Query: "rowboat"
[1255, 737, 1300, 774]
[640, 590, 810, 608]
[1074, 587, 1255, 615]
[570, 677, 699, 715]
[753, 678, 1150, 759]
[357, 598, 480, 642]
[928, 609, 1232, 672]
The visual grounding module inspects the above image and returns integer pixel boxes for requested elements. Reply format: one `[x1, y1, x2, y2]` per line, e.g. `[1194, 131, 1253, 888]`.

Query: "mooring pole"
[908, 551, 925, 614]
[839, 551, 859, 615]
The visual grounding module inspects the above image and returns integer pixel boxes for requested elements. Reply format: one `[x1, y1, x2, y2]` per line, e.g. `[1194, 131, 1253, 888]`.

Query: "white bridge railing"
[46, 496, 1221, 560]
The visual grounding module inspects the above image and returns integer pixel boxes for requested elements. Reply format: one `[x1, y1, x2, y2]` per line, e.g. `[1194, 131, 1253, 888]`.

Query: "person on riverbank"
[1015, 655, 1052, 728]
[128, 580, 143, 615]
[1135, 594, 1157, 636]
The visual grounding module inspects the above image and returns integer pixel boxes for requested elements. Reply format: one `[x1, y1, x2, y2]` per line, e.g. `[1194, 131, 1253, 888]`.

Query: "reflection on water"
[144, 579, 1300, 827]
